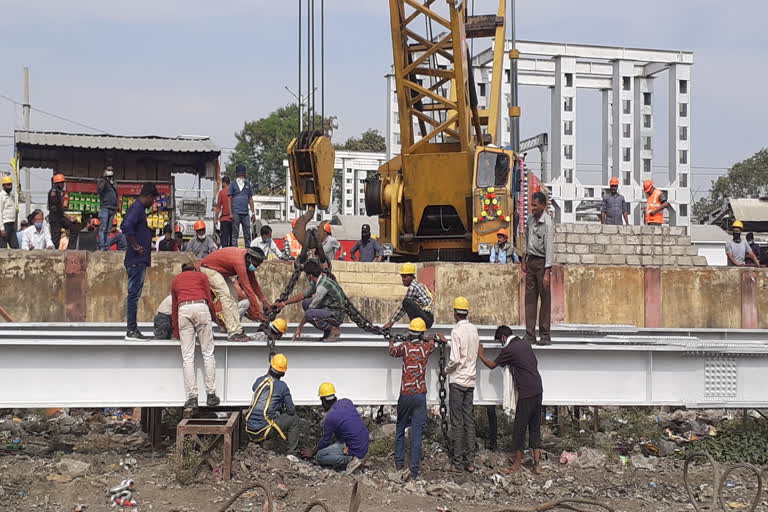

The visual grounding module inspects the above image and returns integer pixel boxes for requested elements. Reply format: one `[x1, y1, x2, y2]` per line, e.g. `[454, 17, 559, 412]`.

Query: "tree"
[334, 129, 386, 153]
[693, 148, 768, 221]
[228, 104, 336, 194]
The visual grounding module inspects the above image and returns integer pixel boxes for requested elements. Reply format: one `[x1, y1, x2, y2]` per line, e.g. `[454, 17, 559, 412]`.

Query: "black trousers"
[50, 217, 79, 250]
[402, 298, 434, 328]
[512, 393, 543, 451]
[0, 222, 18, 249]
[219, 220, 233, 248]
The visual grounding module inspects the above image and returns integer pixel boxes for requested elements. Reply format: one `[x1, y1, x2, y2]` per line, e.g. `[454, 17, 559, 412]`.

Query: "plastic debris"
[559, 451, 577, 464]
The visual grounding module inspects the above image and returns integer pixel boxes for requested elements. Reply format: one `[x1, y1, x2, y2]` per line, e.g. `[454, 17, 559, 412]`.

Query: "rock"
[658, 440, 678, 457]
[404, 480, 426, 495]
[426, 481, 475, 499]
[380, 424, 396, 437]
[0, 485, 4, 496]
[631, 454, 659, 471]
[56, 458, 90, 479]
[46, 473, 73, 483]
[593, 432, 611, 446]
[574, 448, 606, 469]
[543, 479, 553, 490]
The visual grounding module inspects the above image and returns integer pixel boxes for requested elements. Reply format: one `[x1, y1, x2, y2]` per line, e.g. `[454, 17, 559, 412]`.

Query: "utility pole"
[23, 67, 31, 215]
[509, 0, 520, 153]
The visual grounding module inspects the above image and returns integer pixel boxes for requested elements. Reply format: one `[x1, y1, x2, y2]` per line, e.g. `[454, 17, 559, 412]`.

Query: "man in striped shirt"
[383, 263, 434, 330]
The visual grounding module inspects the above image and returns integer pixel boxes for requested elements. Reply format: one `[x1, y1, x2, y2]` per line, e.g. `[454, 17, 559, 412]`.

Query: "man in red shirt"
[171, 264, 219, 417]
[200, 247, 270, 341]
[388, 317, 438, 480]
[215, 176, 233, 248]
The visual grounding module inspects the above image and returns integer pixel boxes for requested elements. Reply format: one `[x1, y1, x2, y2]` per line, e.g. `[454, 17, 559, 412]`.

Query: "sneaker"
[536, 337, 552, 346]
[322, 326, 341, 342]
[125, 330, 151, 341]
[345, 456, 363, 475]
[228, 332, 251, 342]
[183, 397, 198, 419]
[206, 393, 220, 407]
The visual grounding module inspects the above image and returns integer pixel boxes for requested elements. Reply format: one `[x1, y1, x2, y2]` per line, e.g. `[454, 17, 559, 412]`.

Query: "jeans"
[0, 222, 18, 249]
[98, 207, 116, 251]
[302, 298, 340, 336]
[402, 298, 434, 329]
[512, 393, 543, 451]
[524, 256, 551, 342]
[178, 303, 216, 399]
[316, 442, 353, 470]
[219, 220, 233, 248]
[126, 264, 148, 331]
[395, 393, 427, 476]
[449, 383, 476, 467]
[232, 213, 251, 247]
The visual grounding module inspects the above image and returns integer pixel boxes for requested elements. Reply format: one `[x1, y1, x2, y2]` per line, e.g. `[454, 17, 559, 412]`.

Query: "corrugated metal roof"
[15, 130, 219, 153]
[729, 198, 768, 222]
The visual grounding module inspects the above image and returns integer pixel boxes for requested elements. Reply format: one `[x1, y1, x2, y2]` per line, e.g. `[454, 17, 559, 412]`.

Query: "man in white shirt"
[0, 176, 18, 249]
[437, 296, 479, 473]
[21, 209, 54, 250]
[250, 225, 283, 260]
[320, 222, 341, 269]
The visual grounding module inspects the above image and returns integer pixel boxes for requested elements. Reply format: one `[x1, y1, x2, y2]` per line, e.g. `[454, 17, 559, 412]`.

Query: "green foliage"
[334, 129, 386, 153]
[693, 148, 768, 221]
[688, 418, 768, 465]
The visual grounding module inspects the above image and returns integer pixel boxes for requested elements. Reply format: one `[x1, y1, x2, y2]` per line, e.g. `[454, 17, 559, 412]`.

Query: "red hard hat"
[175, 224, 183, 233]
[323, 223, 332, 234]
[291, 218, 299, 228]
[53, 174, 65, 183]
[609, 177, 619, 186]
[194, 220, 206, 231]
[92, 218, 101, 226]
[112, 218, 118, 226]
[497, 228, 509, 238]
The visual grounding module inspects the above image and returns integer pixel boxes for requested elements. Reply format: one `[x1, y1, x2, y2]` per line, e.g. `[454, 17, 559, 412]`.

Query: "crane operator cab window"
[476, 151, 511, 188]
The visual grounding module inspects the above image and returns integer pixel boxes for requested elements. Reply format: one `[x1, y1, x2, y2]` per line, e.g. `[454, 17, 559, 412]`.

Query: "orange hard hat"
[175, 224, 183, 233]
[53, 174, 65, 183]
[194, 220, 206, 231]
[323, 223, 332, 234]
[92, 218, 101, 226]
[291, 218, 299, 228]
[643, 179, 654, 192]
[112, 218, 118, 226]
[609, 177, 619, 186]
[497, 228, 509, 238]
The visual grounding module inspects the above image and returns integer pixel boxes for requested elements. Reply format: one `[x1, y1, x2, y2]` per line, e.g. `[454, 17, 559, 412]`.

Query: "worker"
[245, 354, 301, 454]
[388, 317, 437, 480]
[48, 173, 80, 250]
[274, 260, 347, 342]
[350, 224, 382, 262]
[746, 232, 765, 265]
[215, 176, 233, 248]
[250, 318, 288, 343]
[16, 220, 29, 248]
[97, 166, 118, 251]
[21, 209, 54, 250]
[436, 297, 479, 473]
[229, 164, 256, 247]
[489, 228, 518, 263]
[171, 263, 219, 417]
[300, 382, 368, 474]
[200, 246, 270, 341]
[184, 220, 218, 259]
[174, 225, 185, 250]
[153, 295, 173, 339]
[320, 222, 341, 269]
[643, 180, 669, 226]
[251, 225, 283, 260]
[157, 224, 177, 251]
[523, 191, 554, 346]
[726, 220, 761, 267]
[283, 218, 303, 259]
[382, 263, 434, 330]
[477, 325, 544, 475]
[109, 219, 128, 251]
[601, 177, 629, 225]
[0, 176, 18, 249]
[123, 183, 160, 341]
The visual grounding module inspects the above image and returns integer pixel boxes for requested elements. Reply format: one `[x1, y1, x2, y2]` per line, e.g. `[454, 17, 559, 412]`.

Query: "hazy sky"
[1, 0, 766, 205]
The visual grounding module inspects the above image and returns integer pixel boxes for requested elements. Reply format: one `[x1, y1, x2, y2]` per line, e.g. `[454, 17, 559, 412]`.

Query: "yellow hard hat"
[732, 220, 744, 230]
[318, 382, 336, 398]
[399, 262, 416, 275]
[409, 317, 427, 333]
[270, 353, 288, 373]
[271, 318, 287, 334]
[1, 176, 12, 185]
[453, 296, 469, 312]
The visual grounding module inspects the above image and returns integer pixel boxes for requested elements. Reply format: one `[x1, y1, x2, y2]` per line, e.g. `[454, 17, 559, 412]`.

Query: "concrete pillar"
[550, 56, 577, 223]
[634, 77, 654, 184]
[601, 89, 613, 186]
[611, 60, 635, 192]
[668, 64, 692, 227]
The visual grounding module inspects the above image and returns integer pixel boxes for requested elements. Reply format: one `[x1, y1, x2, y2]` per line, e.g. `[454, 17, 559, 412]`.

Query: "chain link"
[437, 340, 452, 456]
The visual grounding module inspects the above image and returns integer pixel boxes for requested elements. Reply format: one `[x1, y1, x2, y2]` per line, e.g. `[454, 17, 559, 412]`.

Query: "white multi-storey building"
[386, 40, 694, 226]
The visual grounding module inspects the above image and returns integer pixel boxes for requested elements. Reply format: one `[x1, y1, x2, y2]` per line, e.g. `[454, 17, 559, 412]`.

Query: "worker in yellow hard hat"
[382, 262, 435, 330]
[0, 175, 19, 249]
[726, 220, 761, 267]
[436, 296, 480, 473]
[245, 353, 301, 454]
[387, 317, 439, 480]
[250, 318, 288, 343]
[300, 382, 369, 475]
[490, 228, 518, 264]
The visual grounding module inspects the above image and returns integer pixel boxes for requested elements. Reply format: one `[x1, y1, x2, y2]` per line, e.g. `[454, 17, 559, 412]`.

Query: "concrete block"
[581, 254, 596, 264]
[587, 224, 602, 234]
[605, 245, 621, 255]
[642, 235, 654, 245]
[620, 245, 636, 255]
[670, 246, 685, 256]
[662, 246, 671, 255]
[596, 255, 612, 265]
[610, 255, 626, 265]
[625, 236, 640, 245]
[590, 244, 606, 254]
[554, 253, 568, 264]
[652, 235, 663, 245]
[577, 234, 593, 244]
[626, 255, 641, 265]
[574, 245, 589, 254]
[669, 227, 685, 236]
[663, 236, 677, 246]
[641, 256, 655, 266]
[661, 226, 671, 236]
[662, 256, 677, 266]
[573, 224, 587, 234]
[602, 225, 619, 234]
[566, 234, 581, 244]
[686, 246, 700, 256]
[641, 226, 656, 235]
[677, 256, 693, 266]
[632, 225, 643, 235]
[595, 235, 611, 245]
[677, 236, 692, 246]
[555, 224, 568, 233]
[555, 233, 567, 244]
[653, 246, 664, 256]
[693, 256, 709, 266]
[640, 246, 652, 256]
[564, 254, 580, 264]
[618, 225, 632, 235]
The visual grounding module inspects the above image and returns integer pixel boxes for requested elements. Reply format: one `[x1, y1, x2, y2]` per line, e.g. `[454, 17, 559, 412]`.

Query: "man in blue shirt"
[122, 183, 159, 341]
[229, 164, 255, 247]
[301, 382, 368, 474]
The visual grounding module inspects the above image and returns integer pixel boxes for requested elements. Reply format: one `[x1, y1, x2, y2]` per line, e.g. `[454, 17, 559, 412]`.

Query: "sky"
[1, 0, 767, 206]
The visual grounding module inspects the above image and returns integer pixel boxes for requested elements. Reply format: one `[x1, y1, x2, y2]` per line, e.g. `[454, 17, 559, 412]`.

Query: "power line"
[0, 92, 109, 134]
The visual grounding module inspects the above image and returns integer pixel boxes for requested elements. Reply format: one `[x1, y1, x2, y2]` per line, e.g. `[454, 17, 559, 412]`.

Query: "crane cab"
[472, 146, 515, 255]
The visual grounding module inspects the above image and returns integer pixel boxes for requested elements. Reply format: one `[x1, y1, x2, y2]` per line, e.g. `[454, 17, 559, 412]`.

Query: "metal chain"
[437, 340, 452, 456]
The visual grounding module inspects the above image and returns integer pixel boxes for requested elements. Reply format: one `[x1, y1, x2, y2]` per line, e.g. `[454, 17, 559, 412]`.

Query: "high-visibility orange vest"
[284, 232, 302, 258]
[645, 189, 664, 225]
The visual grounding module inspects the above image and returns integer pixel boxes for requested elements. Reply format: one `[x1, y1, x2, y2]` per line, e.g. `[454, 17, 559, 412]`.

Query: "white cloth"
[21, 224, 54, 250]
[501, 336, 518, 416]
[178, 303, 216, 399]
[156, 295, 173, 316]
[446, 319, 479, 388]
[0, 190, 16, 225]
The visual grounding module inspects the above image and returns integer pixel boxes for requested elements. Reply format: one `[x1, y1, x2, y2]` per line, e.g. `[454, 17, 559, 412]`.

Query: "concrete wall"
[2, 251, 767, 329]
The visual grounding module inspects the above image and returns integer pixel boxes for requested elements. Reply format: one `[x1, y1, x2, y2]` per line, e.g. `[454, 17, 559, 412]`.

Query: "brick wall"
[554, 224, 708, 267]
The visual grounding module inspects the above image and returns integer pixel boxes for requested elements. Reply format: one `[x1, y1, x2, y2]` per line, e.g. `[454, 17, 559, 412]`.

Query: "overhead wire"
[0, 92, 109, 134]
[298, 0, 302, 134]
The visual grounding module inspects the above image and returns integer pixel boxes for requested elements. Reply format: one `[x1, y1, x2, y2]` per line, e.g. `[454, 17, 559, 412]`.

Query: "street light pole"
[509, 0, 520, 153]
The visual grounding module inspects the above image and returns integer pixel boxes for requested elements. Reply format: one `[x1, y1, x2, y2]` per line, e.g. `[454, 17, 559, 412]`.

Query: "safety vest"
[645, 189, 664, 225]
[245, 376, 286, 441]
[284, 232, 302, 258]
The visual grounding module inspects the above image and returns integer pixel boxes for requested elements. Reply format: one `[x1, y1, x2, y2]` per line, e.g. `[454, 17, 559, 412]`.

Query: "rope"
[491, 499, 614, 512]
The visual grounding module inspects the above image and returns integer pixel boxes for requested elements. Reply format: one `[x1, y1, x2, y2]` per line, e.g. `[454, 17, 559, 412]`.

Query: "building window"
[346, 178, 352, 184]
[565, 73, 573, 87]
[504, 69, 511, 83]
[563, 96, 574, 112]
[643, 159, 651, 173]
[643, 92, 652, 106]
[478, 83, 486, 97]
[565, 200, 573, 214]
[563, 120, 573, 135]
[622, 147, 631, 162]
[346, 200, 352, 208]
[679, 126, 688, 141]
[622, 99, 631, 115]
[679, 149, 688, 164]
[679, 79, 688, 94]
[623, 172, 631, 186]
[622, 76, 631, 91]
[585, 187, 594, 198]
[680, 173, 688, 187]
[564, 145, 573, 160]
[643, 114, 652, 128]
[679, 103, 688, 118]
[564, 168, 573, 184]
[395, 134, 401, 145]
[643, 136, 652, 150]
[680, 204, 688, 217]
[622, 123, 631, 138]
